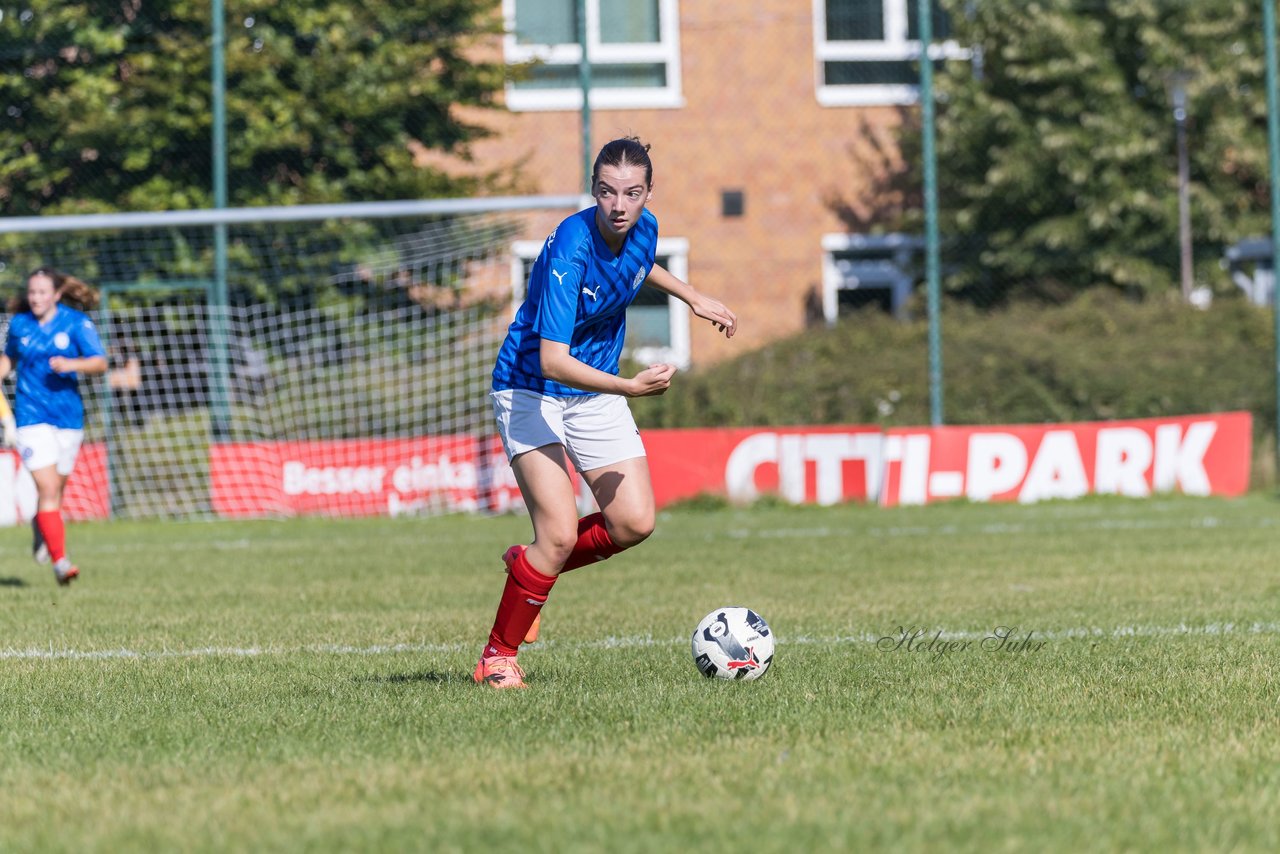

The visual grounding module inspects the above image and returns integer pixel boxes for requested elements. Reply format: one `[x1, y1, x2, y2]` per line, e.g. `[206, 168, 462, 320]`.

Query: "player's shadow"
[591, 470, 625, 507]
[0, 577, 27, 587]
[353, 671, 458, 685]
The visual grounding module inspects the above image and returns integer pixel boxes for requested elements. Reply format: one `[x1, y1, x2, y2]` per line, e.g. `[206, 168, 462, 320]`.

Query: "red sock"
[485, 548, 556, 657]
[559, 512, 626, 573]
[35, 510, 66, 564]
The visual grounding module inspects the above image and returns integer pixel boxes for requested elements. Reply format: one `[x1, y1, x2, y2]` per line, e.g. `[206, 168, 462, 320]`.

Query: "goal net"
[0, 197, 581, 521]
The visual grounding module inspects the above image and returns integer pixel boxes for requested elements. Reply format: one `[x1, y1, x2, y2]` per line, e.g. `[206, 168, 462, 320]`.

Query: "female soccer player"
[0, 267, 107, 585]
[475, 137, 738, 688]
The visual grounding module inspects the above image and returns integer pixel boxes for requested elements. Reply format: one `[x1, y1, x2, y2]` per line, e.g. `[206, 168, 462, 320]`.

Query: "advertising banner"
[875, 412, 1251, 506]
[0, 413, 1247, 523]
[0, 444, 109, 525]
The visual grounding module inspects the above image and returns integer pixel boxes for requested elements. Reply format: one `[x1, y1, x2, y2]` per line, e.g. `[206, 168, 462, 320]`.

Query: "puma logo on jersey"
[551, 269, 569, 286]
[581, 285, 601, 301]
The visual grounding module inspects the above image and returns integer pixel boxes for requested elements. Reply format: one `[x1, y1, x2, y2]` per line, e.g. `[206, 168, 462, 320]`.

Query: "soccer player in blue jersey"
[475, 138, 739, 688]
[0, 268, 108, 585]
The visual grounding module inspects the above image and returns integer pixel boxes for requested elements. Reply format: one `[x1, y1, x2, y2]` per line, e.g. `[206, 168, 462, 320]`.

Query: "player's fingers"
[709, 307, 736, 337]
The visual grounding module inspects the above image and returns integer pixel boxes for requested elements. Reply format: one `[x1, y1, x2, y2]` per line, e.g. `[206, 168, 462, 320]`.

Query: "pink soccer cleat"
[52, 558, 79, 586]
[473, 654, 527, 689]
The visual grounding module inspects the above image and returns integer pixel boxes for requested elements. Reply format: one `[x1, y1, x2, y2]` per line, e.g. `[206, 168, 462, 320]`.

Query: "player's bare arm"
[48, 355, 108, 375]
[539, 339, 675, 397]
[644, 263, 738, 339]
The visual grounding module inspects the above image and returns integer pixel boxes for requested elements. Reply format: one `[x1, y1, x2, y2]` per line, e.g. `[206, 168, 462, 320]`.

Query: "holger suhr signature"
[877, 626, 1046, 657]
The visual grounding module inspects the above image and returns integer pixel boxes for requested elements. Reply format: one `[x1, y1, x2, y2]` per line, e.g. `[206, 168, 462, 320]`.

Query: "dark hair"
[12, 266, 101, 314]
[592, 136, 653, 188]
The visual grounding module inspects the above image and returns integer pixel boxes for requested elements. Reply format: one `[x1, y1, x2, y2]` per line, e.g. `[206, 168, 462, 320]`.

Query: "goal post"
[0, 196, 584, 520]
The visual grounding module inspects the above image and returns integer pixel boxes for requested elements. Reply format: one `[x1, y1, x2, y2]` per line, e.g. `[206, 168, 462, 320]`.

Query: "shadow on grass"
[354, 671, 460, 685]
[0, 577, 27, 587]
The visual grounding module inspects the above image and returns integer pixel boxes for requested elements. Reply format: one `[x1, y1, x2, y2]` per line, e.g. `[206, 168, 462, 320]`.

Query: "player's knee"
[34, 483, 61, 506]
[611, 513, 655, 549]
[540, 523, 579, 563]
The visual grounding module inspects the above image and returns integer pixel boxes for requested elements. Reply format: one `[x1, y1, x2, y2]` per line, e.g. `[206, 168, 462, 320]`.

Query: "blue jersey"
[493, 207, 658, 396]
[4, 306, 105, 429]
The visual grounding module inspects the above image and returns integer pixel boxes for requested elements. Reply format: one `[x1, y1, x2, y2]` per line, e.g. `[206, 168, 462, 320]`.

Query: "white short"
[491, 389, 646, 472]
[16, 424, 84, 476]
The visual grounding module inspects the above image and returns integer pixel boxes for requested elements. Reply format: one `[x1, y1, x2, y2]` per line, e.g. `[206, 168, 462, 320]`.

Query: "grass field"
[3, 495, 1280, 852]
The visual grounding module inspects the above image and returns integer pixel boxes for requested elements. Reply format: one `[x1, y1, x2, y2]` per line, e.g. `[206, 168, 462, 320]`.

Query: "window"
[511, 237, 691, 368]
[503, 0, 683, 111]
[814, 0, 967, 107]
[821, 233, 923, 322]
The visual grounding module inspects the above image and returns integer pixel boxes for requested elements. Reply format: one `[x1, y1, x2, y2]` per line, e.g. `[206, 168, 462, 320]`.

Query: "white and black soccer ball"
[691, 606, 774, 681]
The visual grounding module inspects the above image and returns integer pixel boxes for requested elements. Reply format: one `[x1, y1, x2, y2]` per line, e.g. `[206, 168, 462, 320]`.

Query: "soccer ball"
[691, 606, 774, 681]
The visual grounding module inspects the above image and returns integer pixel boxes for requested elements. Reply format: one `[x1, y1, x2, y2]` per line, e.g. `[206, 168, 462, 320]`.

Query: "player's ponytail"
[56, 273, 100, 312]
[15, 266, 101, 313]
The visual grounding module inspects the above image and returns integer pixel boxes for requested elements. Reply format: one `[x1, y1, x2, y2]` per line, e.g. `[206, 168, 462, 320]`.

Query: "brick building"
[459, 0, 959, 368]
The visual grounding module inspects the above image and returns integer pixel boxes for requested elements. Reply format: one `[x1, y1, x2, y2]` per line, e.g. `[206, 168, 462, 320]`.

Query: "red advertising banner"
[66, 442, 111, 519]
[641, 413, 1250, 508]
[641, 425, 885, 507]
[875, 412, 1252, 506]
[208, 436, 510, 518]
[0, 445, 109, 525]
[202, 412, 1251, 518]
[0, 412, 1242, 524]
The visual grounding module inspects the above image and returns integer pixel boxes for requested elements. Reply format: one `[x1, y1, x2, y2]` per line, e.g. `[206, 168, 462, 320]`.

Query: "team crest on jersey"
[631, 266, 646, 290]
[53, 332, 70, 350]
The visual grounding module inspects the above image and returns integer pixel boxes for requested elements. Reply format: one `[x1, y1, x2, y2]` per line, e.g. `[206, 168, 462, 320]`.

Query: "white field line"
[4, 621, 1280, 661]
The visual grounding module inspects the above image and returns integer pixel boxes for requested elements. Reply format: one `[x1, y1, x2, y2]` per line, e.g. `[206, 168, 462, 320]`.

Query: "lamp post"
[918, 0, 943, 426]
[1168, 71, 1194, 303]
[210, 0, 231, 440]
[577, 0, 591, 195]
[1264, 0, 1280, 483]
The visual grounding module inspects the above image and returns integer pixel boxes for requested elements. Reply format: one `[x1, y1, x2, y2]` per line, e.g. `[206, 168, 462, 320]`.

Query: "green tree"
[0, 0, 510, 215]
[836, 0, 1270, 304]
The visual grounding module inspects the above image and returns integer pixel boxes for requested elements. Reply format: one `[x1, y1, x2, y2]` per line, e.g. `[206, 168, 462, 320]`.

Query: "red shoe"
[473, 654, 527, 689]
[503, 545, 541, 644]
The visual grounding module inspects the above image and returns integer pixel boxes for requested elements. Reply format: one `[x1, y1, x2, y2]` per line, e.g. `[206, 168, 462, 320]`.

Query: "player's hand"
[691, 294, 737, 339]
[625, 363, 677, 397]
[48, 356, 73, 374]
[1, 417, 16, 449]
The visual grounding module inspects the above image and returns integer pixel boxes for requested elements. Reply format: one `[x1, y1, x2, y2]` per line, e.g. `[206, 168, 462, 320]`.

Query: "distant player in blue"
[475, 137, 739, 688]
[0, 268, 107, 586]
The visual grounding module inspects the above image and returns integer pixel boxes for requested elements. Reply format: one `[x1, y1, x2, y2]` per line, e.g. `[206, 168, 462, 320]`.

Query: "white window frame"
[502, 0, 685, 112]
[510, 236, 691, 369]
[821, 232, 918, 323]
[821, 233, 851, 323]
[812, 0, 968, 107]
